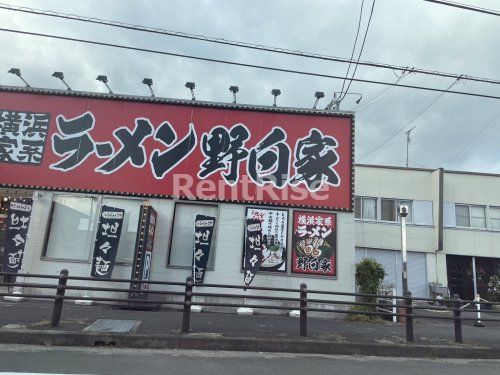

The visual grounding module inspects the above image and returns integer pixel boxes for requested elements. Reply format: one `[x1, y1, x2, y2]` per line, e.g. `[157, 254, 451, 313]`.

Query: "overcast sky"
[0, 0, 498, 173]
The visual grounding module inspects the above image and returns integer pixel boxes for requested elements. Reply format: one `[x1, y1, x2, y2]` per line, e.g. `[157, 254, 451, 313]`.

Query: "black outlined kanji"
[289, 129, 340, 191]
[198, 124, 249, 185]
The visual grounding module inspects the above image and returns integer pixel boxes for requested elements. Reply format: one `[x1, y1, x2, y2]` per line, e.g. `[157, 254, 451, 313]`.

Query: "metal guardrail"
[1, 270, 499, 344]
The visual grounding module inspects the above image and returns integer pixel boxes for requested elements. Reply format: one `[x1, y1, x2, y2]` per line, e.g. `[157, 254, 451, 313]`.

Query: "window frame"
[100, 196, 147, 265]
[41, 194, 99, 263]
[454, 203, 487, 230]
[355, 196, 378, 221]
[489, 206, 500, 231]
[166, 201, 220, 270]
[380, 198, 413, 224]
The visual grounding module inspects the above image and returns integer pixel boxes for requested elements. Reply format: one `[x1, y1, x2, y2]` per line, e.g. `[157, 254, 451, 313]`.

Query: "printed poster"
[292, 211, 336, 276]
[245, 207, 288, 272]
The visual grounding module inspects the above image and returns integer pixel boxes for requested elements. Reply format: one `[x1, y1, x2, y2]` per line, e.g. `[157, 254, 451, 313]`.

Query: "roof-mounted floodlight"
[96, 75, 113, 94]
[229, 85, 239, 104]
[185, 81, 196, 100]
[313, 91, 325, 109]
[142, 78, 155, 97]
[52, 71, 72, 91]
[271, 89, 281, 107]
[8, 68, 30, 87]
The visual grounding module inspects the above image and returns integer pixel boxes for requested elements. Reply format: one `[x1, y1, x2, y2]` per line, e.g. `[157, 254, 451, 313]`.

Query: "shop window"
[43, 196, 95, 260]
[490, 207, 500, 230]
[355, 196, 377, 220]
[102, 198, 143, 263]
[381, 199, 412, 223]
[455, 204, 486, 229]
[168, 203, 218, 268]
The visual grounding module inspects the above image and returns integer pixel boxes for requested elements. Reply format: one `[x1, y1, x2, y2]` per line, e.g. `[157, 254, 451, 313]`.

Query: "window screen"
[381, 199, 396, 221]
[455, 205, 470, 227]
[102, 198, 143, 263]
[44, 196, 95, 260]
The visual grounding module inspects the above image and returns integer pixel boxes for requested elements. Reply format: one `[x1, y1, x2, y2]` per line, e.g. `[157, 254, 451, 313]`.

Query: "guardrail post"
[300, 283, 308, 337]
[181, 276, 193, 333]
[452, 293, 463, 343]
[403, 290, 414, 343]
[51, 269, 68, 328]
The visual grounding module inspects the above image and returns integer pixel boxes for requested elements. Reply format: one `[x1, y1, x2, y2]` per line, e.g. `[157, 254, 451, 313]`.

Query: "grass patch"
[345, 305, 383, 323]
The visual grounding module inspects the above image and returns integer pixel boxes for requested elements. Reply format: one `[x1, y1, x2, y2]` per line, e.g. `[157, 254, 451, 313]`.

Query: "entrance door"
[446, 255, 474, 300]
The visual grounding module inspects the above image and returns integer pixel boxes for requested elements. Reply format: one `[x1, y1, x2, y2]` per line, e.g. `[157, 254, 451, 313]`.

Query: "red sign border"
[0, 86, 355, 212]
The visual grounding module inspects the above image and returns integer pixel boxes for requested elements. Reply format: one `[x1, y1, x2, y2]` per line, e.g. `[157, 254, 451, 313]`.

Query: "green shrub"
[346, 258, 386, 322]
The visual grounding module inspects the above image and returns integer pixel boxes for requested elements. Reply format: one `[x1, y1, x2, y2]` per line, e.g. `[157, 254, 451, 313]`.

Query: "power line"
[2, 27, 500, 101]
[0, 2, 500, 86]
[349, 69, 411, 111]
[358, 79, 459, 161]
[339, 0, 376, 102]
[423, 0, 500, 16]
[444, 110, 500, 167]
[339, 0, 365, 97]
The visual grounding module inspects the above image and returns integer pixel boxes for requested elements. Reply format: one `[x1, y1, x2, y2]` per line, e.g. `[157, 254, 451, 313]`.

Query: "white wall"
[20, 191, 355, 308]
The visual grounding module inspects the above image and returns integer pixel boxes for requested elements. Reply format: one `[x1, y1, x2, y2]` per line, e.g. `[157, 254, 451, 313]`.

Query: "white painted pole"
[400, 207, 409, 293]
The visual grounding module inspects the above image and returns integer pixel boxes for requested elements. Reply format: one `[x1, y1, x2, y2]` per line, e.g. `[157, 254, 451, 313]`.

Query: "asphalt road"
[0, 345, 499, 375]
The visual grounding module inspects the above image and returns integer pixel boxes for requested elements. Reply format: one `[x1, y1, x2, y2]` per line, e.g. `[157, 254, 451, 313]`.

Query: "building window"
[381, 199, 412, 222]
[355, 196, 377, 220]
[168, 203, 218, 268]
[490, 207, 500, 230]
[455, 204, 486, 229]
[43, 195, 96, 260]
[102, 198, 143, 263]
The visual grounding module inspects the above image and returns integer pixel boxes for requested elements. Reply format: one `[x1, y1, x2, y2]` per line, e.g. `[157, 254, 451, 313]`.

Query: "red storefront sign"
[292, 211, 336, 276]
[0, 88, 354, 210]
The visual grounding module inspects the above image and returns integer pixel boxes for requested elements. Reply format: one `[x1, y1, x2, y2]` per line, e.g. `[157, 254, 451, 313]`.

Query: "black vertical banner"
[192, 214, 216, 284]
[243, 218, 263, 287]
[91, 205, 125, 279]
[130, 205, 157, 299]
[2, 199, 33, 273]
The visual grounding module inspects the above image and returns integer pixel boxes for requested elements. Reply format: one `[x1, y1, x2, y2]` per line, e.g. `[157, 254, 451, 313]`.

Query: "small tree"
[487, 275, 500, 302]
[347, 258, 386, 322]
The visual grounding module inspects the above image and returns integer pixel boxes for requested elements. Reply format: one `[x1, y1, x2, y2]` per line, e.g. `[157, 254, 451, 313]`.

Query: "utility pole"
[399, 204, 409, 293]
[405, 127, 415, 168]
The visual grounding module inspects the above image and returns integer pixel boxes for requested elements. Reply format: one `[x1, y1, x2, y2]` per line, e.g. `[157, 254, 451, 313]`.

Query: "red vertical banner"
[292, 211, 336, 276]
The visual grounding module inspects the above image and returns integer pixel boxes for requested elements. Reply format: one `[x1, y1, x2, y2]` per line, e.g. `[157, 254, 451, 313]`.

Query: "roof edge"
[0, 84, 355, 118]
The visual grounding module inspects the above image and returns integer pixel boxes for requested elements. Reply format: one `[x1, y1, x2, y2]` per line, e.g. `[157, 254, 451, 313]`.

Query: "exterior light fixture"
[229, 85, 239, 103]
[271, 89, 281, 106]
[52, 71, 72, 91]
[185, 82, 196, 100]
[326, 92, 362, 110]
[142, 78, 155, 97]
[96, 75, 113, 94]
[313, 91, 325, 109]
[8, 68, 30, 87]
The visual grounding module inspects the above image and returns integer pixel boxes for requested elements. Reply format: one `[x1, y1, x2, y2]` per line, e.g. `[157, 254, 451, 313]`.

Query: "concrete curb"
[0, 330, 498, 359]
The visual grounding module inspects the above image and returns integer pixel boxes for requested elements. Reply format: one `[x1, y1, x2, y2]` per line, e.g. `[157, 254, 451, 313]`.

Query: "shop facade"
[0, 86, 355, 305]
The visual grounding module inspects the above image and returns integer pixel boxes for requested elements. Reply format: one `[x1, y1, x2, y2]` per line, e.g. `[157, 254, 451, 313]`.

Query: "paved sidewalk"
[0, 299, 498, 348]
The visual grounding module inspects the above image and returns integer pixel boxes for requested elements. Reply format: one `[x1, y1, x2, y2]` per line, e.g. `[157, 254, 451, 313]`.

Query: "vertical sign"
[245, 207, 288, 272]
[130, 205, 157, 299]
[193, 214, 216, 284]
[1, 199, 33, 273]
[292, 211, 336, 276]
[243, 218, 263, 287]
[91, 205, 125, 279]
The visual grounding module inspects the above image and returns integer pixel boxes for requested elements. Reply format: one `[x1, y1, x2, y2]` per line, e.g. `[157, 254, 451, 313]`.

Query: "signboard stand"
[117, 204, 160, 311]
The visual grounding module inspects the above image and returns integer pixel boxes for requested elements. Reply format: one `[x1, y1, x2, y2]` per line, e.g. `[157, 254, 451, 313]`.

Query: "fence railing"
[1, 270, 499, 344]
